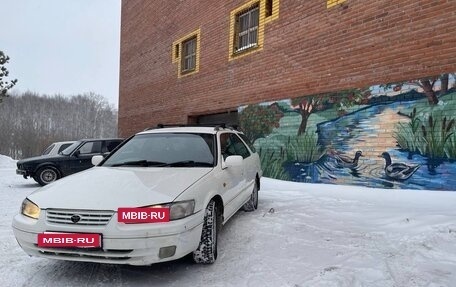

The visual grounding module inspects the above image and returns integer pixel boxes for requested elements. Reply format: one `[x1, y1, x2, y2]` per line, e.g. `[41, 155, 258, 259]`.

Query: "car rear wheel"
[242, 182, 258, 212]
[36, 166, 60, 186]
[193, 200, 218, 264]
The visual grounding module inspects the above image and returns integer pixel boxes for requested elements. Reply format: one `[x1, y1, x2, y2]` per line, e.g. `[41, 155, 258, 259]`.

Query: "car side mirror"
[91, 155, 104, 166]
[225, 155, 243, 168]
[73, 150, 80, 157]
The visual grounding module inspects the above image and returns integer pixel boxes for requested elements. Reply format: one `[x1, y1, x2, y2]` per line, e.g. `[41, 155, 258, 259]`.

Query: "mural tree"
[387, 74, 453, 105]
[291, 88, 370, 136]
[411, 78, 439, 105]
[440, 73, 456, 94]
[440, 74, 449, 95]
[292, 96, 318, 136]
[239, 103, 284, 142]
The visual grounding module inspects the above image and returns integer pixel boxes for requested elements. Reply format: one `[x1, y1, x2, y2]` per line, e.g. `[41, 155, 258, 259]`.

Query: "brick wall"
[119, 0, 456, 136]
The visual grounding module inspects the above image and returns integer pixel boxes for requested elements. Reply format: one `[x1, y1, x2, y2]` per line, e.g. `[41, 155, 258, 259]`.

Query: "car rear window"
[106, 140, 122, 152]
[238, 133, 256, 153]
[79, 141, 102, 154]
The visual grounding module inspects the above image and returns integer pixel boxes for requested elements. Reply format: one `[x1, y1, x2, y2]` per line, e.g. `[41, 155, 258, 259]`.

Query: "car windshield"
[103, 133, 215, 167]
[59, 141, 81, 155]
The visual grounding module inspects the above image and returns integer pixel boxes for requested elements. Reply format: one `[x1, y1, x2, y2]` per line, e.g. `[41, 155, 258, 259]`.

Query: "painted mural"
[238, 73, 456, 190]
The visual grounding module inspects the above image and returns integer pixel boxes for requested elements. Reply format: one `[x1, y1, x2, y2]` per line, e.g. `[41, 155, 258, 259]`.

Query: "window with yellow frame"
[229, 0, 279, 61]
[327, 0, 346, 8]
[172, 29, 201, 78]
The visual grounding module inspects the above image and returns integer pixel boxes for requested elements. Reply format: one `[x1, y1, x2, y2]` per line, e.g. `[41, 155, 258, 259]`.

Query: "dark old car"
[16, 138, 123, 186]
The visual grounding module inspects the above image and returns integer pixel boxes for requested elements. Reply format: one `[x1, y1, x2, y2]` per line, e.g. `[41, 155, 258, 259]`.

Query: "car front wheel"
[36, 167, 60, 186]
[193, 200, 218, 264]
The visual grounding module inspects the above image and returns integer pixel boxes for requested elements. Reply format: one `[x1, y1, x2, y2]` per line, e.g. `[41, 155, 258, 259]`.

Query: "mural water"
[314, 101, 456, 190]
[239, 73, 456, 191]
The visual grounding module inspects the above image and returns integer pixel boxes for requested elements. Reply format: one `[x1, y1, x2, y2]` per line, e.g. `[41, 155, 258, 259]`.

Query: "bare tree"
[0, 92, 118, 159]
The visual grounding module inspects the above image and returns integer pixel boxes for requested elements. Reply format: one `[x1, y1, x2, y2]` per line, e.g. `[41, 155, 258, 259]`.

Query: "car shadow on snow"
[29, 213, 250, 286]
[36, 255, 216, 286]
[13, 182, 40, 189]
[24, 209, 258, 286]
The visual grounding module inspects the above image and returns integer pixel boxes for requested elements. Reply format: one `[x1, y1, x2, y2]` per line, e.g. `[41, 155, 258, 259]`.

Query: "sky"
[1, 0, 121, 107]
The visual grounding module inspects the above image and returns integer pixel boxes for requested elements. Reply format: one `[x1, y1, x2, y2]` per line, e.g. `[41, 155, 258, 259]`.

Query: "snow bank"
[0, 154, 16, 168]
[1, 171, 456, 286]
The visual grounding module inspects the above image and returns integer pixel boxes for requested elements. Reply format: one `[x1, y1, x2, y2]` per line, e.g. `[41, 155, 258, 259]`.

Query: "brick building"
[119, 0, 456, 190]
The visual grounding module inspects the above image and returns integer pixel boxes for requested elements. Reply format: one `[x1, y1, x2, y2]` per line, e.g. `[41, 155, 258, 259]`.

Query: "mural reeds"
[394, 109, 421, 153]
[285, 132, 326, 163]
[419, 115, 454, 159]
[445, 134, 456, 160]
[258, 148, 290, 180]
[394, 108, 456, 161]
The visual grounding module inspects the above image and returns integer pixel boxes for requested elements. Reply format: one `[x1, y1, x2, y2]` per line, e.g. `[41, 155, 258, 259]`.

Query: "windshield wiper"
[110, 160, 167, 167]
[163, 160, 213, 167]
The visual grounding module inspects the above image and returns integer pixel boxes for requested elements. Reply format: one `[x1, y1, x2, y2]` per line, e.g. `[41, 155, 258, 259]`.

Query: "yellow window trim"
[228, 0, 279, 61]
[327, 0, 346, 8]
[172, 28, 201, 78]
[264, 0, 280, 23]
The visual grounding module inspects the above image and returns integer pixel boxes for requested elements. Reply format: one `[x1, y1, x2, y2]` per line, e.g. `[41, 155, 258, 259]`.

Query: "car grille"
[38, 248, 133, 261]
[46, 209, 114, 226]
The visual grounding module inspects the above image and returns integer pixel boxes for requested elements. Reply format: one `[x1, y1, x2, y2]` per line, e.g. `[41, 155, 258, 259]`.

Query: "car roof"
[77, 138, 123, 142]
[51, 141, 76, 145]
[138, 126, 241, 135]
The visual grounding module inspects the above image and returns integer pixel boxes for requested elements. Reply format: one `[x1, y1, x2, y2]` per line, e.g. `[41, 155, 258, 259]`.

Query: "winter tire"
[36, 166, 60, 186]
[242, 182, 258, 212]
[193, 200, 218, 264]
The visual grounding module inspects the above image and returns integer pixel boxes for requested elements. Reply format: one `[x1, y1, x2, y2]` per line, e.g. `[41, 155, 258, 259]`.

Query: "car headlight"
[21, 198, 40, 219]
[169, 200, 195, 220]
[146, 200, 195, 221]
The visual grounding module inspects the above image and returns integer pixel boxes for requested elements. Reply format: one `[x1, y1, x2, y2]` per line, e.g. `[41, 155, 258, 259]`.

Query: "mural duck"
[334, 150, 364, 169]
[378, 152, 421, 180]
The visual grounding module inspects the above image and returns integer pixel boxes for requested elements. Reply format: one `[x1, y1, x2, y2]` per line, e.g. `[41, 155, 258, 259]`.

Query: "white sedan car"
[13, 126, 262, 265]
[41, 141, 76, 156]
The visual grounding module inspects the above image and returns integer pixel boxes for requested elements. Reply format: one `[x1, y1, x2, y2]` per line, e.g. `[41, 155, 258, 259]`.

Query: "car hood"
[17, 154, 66, 164]
[28, 166, 212, 210]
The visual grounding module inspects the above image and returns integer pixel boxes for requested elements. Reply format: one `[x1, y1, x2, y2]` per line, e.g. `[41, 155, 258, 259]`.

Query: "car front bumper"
[12, 210, 204, 266]
[16, 169, 31, 178]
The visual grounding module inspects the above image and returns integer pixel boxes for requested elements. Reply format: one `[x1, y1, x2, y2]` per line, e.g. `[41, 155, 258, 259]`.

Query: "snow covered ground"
[1, 154, 456, 287]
